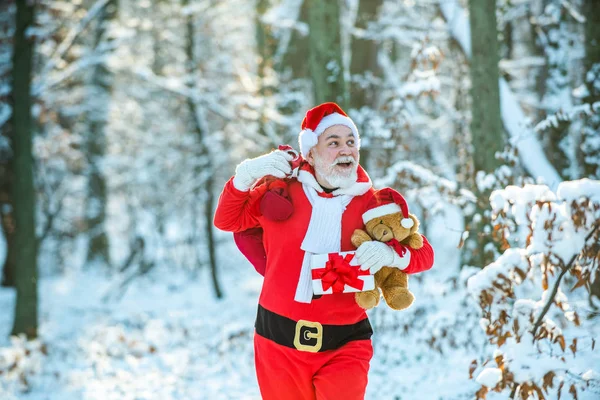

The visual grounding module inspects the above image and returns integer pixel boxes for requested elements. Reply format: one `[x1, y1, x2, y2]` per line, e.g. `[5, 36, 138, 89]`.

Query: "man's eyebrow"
[325, 132, 354, 140]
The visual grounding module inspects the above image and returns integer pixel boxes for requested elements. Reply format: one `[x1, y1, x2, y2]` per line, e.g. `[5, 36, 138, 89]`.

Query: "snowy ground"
[1, 209, 497, 400]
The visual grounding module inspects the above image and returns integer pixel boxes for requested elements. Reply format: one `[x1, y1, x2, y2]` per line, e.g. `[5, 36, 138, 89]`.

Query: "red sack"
[234, 228, 267, 276]
[233, 145, 302, 276]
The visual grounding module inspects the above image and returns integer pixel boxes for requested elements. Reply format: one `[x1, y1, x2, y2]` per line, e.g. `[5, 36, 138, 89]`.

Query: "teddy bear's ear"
[408, 214, 420, 234]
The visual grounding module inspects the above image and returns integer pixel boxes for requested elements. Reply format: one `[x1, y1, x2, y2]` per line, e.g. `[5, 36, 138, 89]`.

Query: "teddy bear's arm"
[351, 229, 372, 248]
[405, 233, 424, 249]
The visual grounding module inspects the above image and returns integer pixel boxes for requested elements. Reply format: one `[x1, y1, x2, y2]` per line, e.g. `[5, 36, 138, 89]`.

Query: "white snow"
[476, 367, 502, 387]
[0, 200, 488, 400]
[556, 178, 600, 203]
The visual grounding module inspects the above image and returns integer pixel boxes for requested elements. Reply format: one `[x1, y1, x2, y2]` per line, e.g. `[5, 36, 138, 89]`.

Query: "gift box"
[311, 251, 375, 295]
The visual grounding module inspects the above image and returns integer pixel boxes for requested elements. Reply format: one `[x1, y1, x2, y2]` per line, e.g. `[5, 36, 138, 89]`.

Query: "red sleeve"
[402, 235, 434, 275]
[213, 177, 261, 233]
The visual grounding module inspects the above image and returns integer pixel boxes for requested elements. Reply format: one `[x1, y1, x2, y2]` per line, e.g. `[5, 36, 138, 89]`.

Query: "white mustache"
[331, 156, 356, 166]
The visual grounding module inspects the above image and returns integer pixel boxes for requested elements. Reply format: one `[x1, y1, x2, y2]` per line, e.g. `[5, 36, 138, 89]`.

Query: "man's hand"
[356, 241, 411, 274]
[233, 150, 294, 191]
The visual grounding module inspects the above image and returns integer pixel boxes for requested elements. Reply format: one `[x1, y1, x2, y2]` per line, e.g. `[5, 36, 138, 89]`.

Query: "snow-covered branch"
[40, 0, 111, 78]
[377, 160, 477, 204]
[131, 67, 235, 121]
[34, 53, 107, 95]
[534, 101, 600, 133]
[467, 179, 600, 399]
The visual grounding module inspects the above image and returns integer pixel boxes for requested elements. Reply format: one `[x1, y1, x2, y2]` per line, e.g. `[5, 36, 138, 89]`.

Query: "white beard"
[313, 154, 358, 189]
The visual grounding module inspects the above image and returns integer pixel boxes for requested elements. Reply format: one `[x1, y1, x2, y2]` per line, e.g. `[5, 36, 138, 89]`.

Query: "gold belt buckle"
[293, 320, 323, 352]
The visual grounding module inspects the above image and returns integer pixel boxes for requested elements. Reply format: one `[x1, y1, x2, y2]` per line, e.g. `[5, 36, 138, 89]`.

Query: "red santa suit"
[214, 162, 434, 400]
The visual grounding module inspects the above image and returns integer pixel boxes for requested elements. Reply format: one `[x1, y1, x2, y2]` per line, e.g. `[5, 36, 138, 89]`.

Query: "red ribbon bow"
[387, 238, 408, 257]
[312, 253, 370, 293]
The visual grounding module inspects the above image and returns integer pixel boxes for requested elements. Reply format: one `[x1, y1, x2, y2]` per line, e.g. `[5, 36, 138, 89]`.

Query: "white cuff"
[232, 174, 252, 191]
[391, 248, 411, 270]
[232, 162, 253, 191]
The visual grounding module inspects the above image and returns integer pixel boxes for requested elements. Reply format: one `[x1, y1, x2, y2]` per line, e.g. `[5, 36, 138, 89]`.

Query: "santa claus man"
[214, 102, 434, 400]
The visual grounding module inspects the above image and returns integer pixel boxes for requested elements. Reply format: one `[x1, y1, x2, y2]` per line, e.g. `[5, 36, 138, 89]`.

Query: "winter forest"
[0, 0, 599, 399]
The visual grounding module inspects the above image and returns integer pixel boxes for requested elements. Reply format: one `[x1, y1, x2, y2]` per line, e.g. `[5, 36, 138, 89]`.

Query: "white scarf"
[293, 166, 372, 303]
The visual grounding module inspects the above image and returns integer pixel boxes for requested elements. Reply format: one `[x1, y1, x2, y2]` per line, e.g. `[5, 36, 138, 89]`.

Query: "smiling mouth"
[336, 162, 353, 168]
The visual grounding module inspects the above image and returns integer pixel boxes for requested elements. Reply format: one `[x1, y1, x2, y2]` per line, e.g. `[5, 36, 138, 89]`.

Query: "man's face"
[307, 125, 359, 189]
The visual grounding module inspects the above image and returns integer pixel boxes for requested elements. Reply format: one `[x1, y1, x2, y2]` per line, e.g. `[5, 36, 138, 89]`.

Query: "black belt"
[255, 304, 372, 353]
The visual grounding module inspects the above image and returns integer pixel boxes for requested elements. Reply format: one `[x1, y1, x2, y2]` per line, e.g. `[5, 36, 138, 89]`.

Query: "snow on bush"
[467, 179, 600, 399]
[0, 335, 47, 393]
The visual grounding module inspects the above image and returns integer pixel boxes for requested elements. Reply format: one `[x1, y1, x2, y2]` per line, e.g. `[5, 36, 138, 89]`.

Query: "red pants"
[254, 333, 373, 400]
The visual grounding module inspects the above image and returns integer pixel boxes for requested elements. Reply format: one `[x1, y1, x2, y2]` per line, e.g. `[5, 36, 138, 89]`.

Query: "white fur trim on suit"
[298, 112, 361, 157]
[362, 203, 402, 224]
[314, 113, 359, 138]
[298, 129, 318, 158]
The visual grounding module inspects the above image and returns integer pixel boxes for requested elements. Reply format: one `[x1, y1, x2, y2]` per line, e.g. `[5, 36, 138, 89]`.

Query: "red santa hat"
[298, 102, 360, 157]
[362, 188, 414, 229]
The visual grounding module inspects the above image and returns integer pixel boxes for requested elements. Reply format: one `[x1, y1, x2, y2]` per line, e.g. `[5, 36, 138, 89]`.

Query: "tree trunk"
[11, 0, 38, 339]
[307, 0, 347, 108]
[582, 0, 600, 298]
[85, 0, 117, 268]
[184, 0, 222, 299]
[537, 0, 571, 179]
[151, 0, 166, 75]
[466, 0, 504, 269]
[0, 1, 15, 288]
[0, 208, 16, 288]
[349, 0, 383, 172]
[256, 0, 277, 144]
[349, 0, 383, 110]
[533, 0, 549, 110]
[580, 0, 600, 179]
[276, 0, 309, 80]
[256, 0, 275, 98]
[469, 0, 503, 174]
[204, 175, 221, 298]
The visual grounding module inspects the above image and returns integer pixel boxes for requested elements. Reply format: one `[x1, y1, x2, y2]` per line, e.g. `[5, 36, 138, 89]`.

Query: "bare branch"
[531, 223, 600, 336]
[40, 0, 111, 77]
[35, 53, 107, 95]
[129, 67, 236, 121]
[36, 194, 65, 247]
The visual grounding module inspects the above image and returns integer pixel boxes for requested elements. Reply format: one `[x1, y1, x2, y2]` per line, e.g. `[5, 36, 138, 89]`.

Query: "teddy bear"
[351, 188, 423, 310]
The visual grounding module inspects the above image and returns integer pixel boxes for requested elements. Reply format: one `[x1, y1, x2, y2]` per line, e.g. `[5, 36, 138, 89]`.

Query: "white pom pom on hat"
[362, 188, 414, 228]
[298, 102, 360, 157]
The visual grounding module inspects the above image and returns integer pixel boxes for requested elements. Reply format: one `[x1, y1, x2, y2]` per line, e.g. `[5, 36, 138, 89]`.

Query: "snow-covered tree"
[467, 180, 600, 399]
[84, 0, 119, 268]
